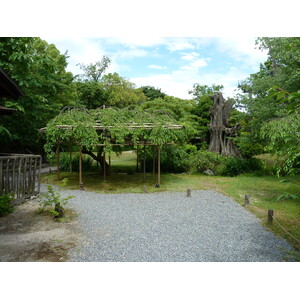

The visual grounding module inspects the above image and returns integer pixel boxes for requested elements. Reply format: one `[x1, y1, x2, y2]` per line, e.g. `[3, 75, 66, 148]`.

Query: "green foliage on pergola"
[42, 106, 197, 157]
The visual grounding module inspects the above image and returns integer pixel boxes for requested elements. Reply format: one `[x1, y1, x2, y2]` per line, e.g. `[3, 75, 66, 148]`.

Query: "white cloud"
[45, 37, 113, 75]
[181, 52, 200, 61]
[130, 60, 249, 100]
[114, 48, 149, 59]
[107, 37, 166, 48]
[167, 41, 195, 52]
[215, 37, 268, 68]
[180, 59, 208, 70]
[148, 65, 167, 70]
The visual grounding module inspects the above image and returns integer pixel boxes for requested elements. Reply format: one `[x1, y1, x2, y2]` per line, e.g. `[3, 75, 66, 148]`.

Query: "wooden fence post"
[37, 156, 42, 193]
[5, 158, 10, 193]
[268, 209, 274, 224]
[0, 154, 41, 200]
[187, 189, 191, 197]
[244, 195, 250, 206]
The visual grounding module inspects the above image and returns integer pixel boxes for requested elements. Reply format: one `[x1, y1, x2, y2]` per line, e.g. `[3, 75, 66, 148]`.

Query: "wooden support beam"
[157, 145, 161, 187]
[143, 143, 146, 181]
[22, 157, 27, 197]
[5, 158, 10, 193]
[56, 141, 60, 181]
[33, 157, 37, 193]
[69, 142, 72, 172]
[136, 146, 139, 173]
[17, 158, 22, 199]
[79, 146, 84, 190]
[103, 152, 106, 181]
[28, 158, 32, 194]
[37, 156, 42, 193]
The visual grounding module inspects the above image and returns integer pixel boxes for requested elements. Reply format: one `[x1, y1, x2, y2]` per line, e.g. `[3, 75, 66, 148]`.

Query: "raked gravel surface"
[41, 185, 295, 262]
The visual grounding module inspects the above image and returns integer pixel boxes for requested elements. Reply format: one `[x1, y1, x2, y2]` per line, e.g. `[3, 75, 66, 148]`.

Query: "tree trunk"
[208, 92, 241, 157]
[82, 146, 110, 175]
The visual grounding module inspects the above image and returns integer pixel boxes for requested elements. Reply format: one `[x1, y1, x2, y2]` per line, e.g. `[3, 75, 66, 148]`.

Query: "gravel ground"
[42, 185, 295, 262]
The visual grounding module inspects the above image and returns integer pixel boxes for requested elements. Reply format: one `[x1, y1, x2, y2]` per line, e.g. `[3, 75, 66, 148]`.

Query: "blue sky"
[45, 37, 269, 99]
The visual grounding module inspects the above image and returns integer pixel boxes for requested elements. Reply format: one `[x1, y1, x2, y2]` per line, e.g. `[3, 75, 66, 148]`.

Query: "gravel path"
[43, 185, 294, 262]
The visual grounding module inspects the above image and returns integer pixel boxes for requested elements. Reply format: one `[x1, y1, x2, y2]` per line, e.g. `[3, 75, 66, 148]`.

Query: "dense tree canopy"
[140, 86, 167, 101]
[0, 37, 78, 152]
[77, 56, 111, 82]
[100, 72, 147, 108]
[238, 37, 300, 174]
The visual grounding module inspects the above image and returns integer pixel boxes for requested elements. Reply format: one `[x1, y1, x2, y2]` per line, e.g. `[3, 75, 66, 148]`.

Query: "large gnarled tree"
[208, 92, 241, 157]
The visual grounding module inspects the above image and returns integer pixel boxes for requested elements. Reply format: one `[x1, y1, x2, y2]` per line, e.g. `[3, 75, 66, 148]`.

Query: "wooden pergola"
[40, 107, 184, 189]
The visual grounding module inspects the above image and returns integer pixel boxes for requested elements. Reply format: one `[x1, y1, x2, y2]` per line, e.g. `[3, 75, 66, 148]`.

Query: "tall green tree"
[101, 72, 147, 108]
[75, 57, 111, 109]
[140, 85, 167, 101]
[141, 95, 197, 123]
[238, 37, 300, 173]
[77, 56, 111, 82]
[0, 37, 78, 153]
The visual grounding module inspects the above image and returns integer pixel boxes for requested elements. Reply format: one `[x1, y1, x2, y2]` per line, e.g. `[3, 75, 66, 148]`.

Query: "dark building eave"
[0, 106, 17, 115]
[0, 67, 25, 100]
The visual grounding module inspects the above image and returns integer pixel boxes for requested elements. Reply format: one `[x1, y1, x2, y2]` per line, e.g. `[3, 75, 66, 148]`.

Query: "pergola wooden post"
[56, 140, 60, 181]
[157, 144, 161, 187]
[136, 146, 139, 173]
[69, 142, 72, 172]
[103, 151, 106, 181]
[143, 142, 146, 180]
[79, 146, 84, 190]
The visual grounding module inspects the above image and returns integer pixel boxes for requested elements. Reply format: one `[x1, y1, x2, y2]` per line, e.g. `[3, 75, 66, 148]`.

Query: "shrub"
[221, 157, 263, 176]
[38, 179, 73, 218]
[142, 144, 195, 173]
[191, 151, 225, 174]
[59, 153, 96, 172]
[190, 151, 263, 176]
[159, 145, 193, 173]
[236, 132, 264, 158]
[0, 194, 14, 217]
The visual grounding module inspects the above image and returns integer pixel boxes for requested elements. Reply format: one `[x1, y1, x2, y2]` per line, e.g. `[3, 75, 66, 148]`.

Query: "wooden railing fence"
[0, 154, 42, 205]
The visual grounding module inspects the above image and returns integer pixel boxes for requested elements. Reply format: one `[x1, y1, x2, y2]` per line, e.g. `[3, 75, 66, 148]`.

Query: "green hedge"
[59, 153, 97, 172]
[0, 194, 14, 217]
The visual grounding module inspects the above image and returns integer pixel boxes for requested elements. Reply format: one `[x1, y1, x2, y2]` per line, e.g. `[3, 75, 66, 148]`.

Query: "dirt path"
[0, 200, 80, 262]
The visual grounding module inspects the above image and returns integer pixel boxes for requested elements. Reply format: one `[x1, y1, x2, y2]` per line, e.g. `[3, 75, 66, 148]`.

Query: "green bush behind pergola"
[41, 106, 197, 188]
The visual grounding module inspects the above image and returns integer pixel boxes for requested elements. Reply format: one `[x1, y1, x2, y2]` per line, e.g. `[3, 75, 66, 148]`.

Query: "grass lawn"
[43, 151, 300, 256]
